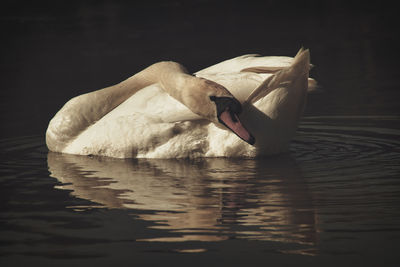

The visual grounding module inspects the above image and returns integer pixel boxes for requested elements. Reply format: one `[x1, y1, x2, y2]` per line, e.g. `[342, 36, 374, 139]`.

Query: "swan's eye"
[209, 96, 242, 117]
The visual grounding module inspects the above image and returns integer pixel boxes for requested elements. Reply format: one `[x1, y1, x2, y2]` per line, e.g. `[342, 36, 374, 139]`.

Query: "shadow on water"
[47, 152, 318, 252]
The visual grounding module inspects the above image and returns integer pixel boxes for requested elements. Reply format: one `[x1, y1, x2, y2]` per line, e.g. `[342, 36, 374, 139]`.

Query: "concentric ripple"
[292, 115, 400, 162]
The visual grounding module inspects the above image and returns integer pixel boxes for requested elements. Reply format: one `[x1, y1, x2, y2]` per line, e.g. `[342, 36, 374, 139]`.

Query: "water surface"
[1, 116, 399, 266]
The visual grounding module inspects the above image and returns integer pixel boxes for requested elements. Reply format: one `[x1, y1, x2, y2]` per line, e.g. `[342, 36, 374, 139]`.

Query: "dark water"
[1, 116, 399, 266]
[1, 1, 400, 266]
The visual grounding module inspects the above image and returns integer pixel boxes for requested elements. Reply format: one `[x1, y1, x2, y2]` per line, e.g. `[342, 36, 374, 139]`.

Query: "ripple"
[1, 116, 400, 257]
[292, 115, 400, 162]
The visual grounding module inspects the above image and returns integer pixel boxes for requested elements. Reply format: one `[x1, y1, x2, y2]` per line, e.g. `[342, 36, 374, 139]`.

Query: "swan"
[46, 48, 314, 158]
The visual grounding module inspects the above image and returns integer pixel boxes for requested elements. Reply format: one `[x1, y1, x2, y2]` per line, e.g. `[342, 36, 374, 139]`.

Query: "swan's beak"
[219, 110, 255, 145]
[210, 96, 255, 145]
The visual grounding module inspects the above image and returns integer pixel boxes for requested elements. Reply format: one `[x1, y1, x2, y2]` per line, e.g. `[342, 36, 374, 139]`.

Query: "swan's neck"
[77, 62, 191, 122]
[136, 62, 221, 122]
[46, 62, 196, 151]
[118, 61, 191, 103]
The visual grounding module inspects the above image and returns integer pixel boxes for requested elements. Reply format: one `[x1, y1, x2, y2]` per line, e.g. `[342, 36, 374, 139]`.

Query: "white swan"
[46, 48, 314, 158]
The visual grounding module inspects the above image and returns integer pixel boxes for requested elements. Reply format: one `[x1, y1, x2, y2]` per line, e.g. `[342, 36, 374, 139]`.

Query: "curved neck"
[117, 61, 191, 104]
[122, 62, 210, 117]
[81, 61, 192, 123]
[46, 61, 197, 152]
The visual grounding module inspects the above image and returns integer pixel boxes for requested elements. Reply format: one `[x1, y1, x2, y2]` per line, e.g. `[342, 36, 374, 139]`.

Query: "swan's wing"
[195, 54, 293, 76]
[196, 51, 317, 98]
[197, 72, 268, 103]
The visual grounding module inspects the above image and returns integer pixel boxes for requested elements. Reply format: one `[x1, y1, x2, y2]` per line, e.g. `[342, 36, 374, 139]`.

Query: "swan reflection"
[48, 152, 318, 251]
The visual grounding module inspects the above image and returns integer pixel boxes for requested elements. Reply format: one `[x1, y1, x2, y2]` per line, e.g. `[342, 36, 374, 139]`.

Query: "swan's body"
[46, 49, 313, 158]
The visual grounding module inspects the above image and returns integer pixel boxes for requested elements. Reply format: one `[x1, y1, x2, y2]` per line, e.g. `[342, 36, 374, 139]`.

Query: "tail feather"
[244, 48, 310, 104]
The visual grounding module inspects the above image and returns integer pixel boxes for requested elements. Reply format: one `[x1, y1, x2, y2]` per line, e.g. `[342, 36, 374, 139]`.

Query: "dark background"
[1, 0, 399, 139]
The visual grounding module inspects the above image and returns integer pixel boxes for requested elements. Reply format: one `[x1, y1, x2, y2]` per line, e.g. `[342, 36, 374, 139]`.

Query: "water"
[1, 1, 400, 266]
[1, 116, 399, 266]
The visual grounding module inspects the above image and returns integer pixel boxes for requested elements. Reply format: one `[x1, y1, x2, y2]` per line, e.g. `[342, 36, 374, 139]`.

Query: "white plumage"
[46, 48, 314, 158]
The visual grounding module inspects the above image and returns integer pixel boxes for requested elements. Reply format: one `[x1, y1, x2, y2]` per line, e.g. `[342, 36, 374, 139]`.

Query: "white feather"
[48, 49, 313, 158]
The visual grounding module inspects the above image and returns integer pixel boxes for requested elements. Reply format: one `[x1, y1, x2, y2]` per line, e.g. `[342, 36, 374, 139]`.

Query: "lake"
[1, 1, 399, 266]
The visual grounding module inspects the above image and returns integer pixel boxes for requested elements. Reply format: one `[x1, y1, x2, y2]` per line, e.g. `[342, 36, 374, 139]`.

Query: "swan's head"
[162, 72, 255, 145]
[191, 78, 255, 145]
[209, 95, 255, 145]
